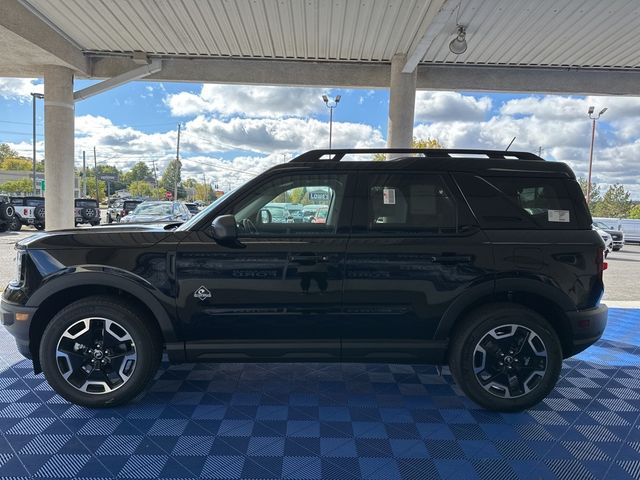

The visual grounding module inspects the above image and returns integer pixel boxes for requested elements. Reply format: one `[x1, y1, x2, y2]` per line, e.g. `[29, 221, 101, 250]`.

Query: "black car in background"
[0, 195, 16, 232]
[1, 149, 607, 412]
[593, 220, 624, 251]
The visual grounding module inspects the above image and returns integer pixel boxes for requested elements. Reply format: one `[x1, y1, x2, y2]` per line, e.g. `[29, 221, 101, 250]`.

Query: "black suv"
[0, 195, 16, 232]
[1, 149, 608, 411]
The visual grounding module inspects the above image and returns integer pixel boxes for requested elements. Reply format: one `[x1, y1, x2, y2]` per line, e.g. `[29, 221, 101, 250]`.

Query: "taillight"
[596, 248, 607, 275]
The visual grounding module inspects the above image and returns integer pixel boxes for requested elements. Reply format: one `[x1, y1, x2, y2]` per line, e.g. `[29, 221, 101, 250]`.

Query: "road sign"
[101, 174, 118, 181]
[308, 191, 330, 201]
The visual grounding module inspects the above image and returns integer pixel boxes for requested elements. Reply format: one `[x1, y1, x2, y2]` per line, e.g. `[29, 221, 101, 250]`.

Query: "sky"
[0, 76, 639, 198]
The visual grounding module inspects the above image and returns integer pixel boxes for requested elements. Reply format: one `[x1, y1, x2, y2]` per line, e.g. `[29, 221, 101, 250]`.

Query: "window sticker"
[383, 188, 396, 205]
[548, 209, 570, 222]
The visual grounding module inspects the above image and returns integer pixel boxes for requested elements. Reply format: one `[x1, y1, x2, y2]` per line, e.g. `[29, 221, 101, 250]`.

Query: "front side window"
[366, 174, 457, 234]
[231, 173, 347, 236]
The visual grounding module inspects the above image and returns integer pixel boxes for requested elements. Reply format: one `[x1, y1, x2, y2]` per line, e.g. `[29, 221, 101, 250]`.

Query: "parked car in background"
[594, 227, 613, 257]
[121, 201, 191, 223]
[105, 199, 122, 224]
[108, 199, 143, 223]
[74, 198, 100, 226]
[593, 220, 624, 251]
[185, 203, 200, 216]
[619, 219, 640, 244]
[9, 196, 44, 231]
[0, 195, 16, 232]
[306, 204, 328, 223]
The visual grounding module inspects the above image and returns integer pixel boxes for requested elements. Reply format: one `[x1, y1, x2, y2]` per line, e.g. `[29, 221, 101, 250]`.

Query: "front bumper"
[1, 299, 37, 359]
[565, 303, 608, 357]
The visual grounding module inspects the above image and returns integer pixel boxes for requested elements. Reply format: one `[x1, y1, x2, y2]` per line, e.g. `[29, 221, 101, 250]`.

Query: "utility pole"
[93, 146, 99, 204]
[174, 123, 181, 200]
[31, 92, 44, 194]
[151, 159, 159, 198]
[586, 106, 607, 204]
[82, 151, 87, 197]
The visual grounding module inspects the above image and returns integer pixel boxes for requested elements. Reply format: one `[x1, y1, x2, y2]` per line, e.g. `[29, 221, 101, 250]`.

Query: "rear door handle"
[431, 255, 472, 264]
[289, 254, 329, 263]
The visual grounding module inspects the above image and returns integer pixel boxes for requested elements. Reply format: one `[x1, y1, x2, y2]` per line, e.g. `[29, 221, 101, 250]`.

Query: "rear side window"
[367, 174, 457, 234]
[456, 173, 588, 229]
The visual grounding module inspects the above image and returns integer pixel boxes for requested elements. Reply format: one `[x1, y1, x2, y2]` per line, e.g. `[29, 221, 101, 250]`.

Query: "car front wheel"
[40, 296, 162, 407]
[448, 303, 562, 412]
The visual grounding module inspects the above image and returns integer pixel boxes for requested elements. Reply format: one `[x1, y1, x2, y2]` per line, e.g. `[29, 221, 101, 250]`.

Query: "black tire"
[34, 223, 45, 231]
[34, 206, 45, 221]
[39, 296, 162, 408]
[9, 217, 22, 231]
[90, 221, 100, 226]
[0, 203, 15, 221]
[448, 303, 562, 412]
[0, 222, 8, 232]
[107, 213, 113, 224]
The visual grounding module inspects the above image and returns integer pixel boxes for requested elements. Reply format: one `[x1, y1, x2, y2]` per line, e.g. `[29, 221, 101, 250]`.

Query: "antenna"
[505, 137, 516, 151]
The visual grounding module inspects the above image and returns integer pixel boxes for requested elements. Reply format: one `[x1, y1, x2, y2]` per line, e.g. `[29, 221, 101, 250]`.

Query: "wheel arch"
[28, 273, 180, 372]
[438, 282, 575, 359]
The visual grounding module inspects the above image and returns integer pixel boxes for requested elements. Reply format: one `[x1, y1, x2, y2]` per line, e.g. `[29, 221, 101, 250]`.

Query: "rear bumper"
[1, 299, 36, 359]
[565, 304, 608, 357]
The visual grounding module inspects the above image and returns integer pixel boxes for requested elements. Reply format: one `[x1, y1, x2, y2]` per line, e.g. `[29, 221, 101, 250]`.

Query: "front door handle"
[431, 255, 472, 264]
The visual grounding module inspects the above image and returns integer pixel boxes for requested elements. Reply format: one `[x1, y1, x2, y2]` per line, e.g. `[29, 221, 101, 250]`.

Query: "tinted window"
[367, 174, 457, 234]
[456, 174, 586, 229]
[76, 200, 98, 208]
[231, 173, 347, 236]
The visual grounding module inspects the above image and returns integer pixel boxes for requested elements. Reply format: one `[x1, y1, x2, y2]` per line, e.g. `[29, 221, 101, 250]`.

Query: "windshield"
[176, 190, 236, 231]
[124, 201, 142, 210]
[132, 202, 173, 216]
[593, 221, 612, 229]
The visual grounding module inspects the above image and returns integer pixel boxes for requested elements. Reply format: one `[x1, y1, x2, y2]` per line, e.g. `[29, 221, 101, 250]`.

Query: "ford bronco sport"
[1, 149, 607, 411]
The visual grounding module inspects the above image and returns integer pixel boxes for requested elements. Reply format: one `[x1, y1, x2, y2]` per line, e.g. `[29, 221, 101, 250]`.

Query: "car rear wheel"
[448, 303, 562, 412]
[40, 296, 162, 407]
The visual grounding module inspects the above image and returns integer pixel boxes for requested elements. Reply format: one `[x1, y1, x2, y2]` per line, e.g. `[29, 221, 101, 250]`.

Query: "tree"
[85, 176, 106, 200]
[577, 177, 602, 213]
[629, 205, 640, 219]
[0, 178, 33, 194]
[160, 159, 182, 197]
[128, 180, 154, 198]
[0, 157, 32, 171]
[123, 162, 151, 185]
[0, 143, 19, 161]
[373, 137, 444, 161]
[591, 184, 632, 218]
[194, 182, 214, 202]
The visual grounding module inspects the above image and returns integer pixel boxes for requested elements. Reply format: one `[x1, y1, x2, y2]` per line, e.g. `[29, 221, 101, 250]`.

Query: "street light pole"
[30, 92, 44, 194]
[322, 94, 341, 149]
[586, 106, 607, 204]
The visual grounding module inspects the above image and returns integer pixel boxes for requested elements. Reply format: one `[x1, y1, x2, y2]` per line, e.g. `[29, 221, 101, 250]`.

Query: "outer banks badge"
[194, 286, 212, 301]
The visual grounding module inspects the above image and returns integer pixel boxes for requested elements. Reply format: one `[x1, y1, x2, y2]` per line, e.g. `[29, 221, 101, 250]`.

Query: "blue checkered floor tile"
[1, 308, 639, 480]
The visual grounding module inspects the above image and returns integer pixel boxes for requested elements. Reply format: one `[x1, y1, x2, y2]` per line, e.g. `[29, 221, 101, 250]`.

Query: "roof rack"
[289, 149, 544, 162]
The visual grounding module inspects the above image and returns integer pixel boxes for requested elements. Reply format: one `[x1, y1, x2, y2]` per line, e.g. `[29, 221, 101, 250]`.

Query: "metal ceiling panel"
[21, 0, 640, 69]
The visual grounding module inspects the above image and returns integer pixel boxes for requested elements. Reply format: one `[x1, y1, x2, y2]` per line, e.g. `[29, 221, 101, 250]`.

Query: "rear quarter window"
[455, 173, 590, 229]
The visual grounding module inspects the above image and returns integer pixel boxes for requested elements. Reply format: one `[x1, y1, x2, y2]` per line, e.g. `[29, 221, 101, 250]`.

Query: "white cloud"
[415, 91, 491, 122]
[0, 78, 42, 100]
[166, 84, 327, 118]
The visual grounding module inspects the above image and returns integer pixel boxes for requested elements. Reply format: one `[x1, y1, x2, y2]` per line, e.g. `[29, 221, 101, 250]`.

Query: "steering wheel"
[240, 218, 257, 234]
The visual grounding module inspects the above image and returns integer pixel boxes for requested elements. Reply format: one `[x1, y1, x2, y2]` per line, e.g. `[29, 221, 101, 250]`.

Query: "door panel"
[342, 171, 494, 362]
[176, 171, 354, 362]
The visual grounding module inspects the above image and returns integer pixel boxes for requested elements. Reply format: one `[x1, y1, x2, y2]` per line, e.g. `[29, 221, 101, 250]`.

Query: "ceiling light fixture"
[449, 25, 467, 55]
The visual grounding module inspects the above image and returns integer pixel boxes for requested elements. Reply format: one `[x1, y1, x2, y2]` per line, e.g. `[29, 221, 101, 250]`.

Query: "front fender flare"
[27, 268, 178, 343]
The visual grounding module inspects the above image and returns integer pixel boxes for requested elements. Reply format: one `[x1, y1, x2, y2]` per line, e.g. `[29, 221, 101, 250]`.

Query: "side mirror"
[211, 215, 244, 248]
[258, 208, 272, 224]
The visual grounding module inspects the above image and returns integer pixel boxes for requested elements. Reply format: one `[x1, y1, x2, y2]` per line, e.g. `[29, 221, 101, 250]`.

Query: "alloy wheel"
[55, 317, 137, 394]
[472, 324, 548, 399]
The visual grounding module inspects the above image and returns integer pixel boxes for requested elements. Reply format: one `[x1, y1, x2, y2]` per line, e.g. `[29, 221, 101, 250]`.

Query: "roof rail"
[289, 149, 544, 162]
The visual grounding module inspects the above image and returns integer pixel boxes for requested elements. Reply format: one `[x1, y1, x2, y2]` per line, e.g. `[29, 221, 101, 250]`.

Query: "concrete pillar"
[387, 53, 417, 148]
[44, 66, 75, 230]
